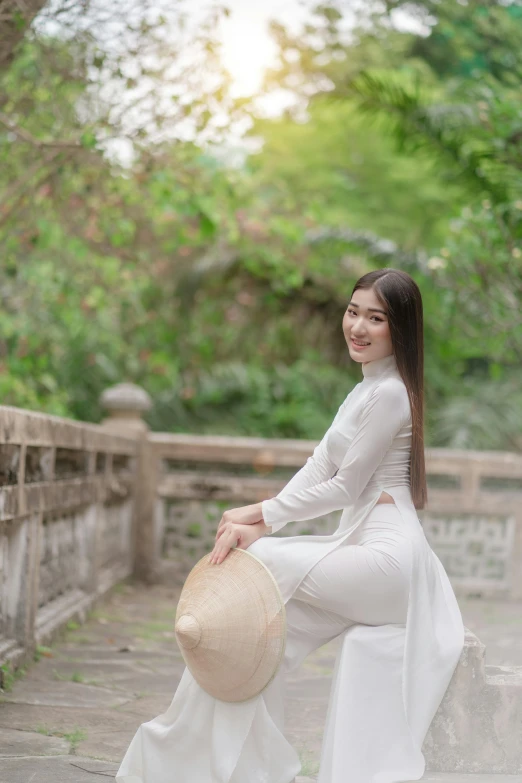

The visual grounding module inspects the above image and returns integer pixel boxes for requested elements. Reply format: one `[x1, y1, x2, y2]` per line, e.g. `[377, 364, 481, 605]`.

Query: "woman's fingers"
[210, 543, 230, 565]
[215, 515, 230, 539]
[215, 521, 232, 541]
[215, 516, 250, 541]
[209, 528, 239, 565]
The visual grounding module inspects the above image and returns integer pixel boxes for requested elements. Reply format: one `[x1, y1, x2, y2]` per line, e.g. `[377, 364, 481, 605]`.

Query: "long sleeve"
[269, 392, 353, 501]
[262, 378, 409, 534]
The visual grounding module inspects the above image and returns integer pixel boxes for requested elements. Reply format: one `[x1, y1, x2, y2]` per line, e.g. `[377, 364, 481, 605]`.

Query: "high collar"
[361, 352, 397, 379]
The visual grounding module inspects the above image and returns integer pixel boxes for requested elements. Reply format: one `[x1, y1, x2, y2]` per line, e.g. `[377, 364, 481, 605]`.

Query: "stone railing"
[0, 402, 139, 671]
[420, 448, 522, 600]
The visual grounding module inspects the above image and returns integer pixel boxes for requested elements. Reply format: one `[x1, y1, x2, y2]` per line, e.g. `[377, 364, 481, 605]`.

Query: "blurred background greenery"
[0, 0, 521, 450]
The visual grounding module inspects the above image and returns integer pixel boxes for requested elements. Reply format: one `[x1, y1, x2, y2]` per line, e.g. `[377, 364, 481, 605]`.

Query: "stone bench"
[424, 628, 522, 774]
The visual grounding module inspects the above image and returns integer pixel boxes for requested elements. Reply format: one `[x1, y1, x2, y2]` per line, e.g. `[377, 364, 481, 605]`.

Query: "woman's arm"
[262, 379, 409, 534]
[270, 391, 353, 501]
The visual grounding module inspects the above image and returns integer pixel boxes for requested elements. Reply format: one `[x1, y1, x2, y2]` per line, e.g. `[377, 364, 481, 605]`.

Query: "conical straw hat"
[174, 548, 286, 702]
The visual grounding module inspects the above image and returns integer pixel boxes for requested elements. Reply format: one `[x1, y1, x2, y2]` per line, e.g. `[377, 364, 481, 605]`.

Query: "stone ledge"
[425, 629, 522, 774]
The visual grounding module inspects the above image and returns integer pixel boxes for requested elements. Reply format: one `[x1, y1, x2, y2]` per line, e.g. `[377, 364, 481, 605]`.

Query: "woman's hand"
[209, 520, 269, 565]
[216, 502, 264, 535]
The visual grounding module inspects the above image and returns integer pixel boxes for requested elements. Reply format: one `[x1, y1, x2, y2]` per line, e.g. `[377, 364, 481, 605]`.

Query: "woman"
[116, 268, 465, 783]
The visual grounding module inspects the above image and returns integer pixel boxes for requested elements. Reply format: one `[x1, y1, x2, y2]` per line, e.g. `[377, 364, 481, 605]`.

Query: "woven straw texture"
[174, 548, 287, 702]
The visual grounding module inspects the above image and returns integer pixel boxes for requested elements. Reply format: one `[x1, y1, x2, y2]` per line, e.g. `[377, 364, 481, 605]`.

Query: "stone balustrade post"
[99, 383, 158, 582]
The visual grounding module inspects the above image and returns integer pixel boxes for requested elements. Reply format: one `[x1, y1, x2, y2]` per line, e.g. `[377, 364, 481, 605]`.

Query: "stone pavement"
[0, 579, 521, 783]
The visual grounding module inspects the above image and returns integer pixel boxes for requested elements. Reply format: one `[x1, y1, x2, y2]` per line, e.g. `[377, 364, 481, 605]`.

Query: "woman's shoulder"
[338, 372, 409, 415]
[366, 374, 410, 417]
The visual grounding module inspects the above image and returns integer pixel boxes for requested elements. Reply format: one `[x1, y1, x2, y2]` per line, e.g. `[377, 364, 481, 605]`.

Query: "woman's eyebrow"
[348, 301, 388, 316]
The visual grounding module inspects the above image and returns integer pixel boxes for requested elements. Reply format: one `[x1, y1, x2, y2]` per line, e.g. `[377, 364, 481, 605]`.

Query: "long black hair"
[351, 268, 427, 509]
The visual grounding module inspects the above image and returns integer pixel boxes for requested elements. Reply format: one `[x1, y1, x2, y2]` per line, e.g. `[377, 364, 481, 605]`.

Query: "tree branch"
[0, 147, 62, 206]
[0, 149, 74, 229]
[0, 0, 48, 71]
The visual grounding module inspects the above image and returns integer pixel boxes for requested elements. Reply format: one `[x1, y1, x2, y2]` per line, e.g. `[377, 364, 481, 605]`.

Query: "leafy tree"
[253, 0, 522, 449]
[1, 1, 521, 452]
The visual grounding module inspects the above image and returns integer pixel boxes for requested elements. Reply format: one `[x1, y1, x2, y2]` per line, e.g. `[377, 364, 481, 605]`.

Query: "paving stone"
[415, 777, 522, 782]
[112, 693, 174, 720]
[0, 726, 69, 757]
[297, 777, 522, 782]
[26, 655, 186, 695]
[2, 678, 132, 709]
[0, 702, 143, 738]
[76, 728, 140, 764]
[0, 755, 121, 783]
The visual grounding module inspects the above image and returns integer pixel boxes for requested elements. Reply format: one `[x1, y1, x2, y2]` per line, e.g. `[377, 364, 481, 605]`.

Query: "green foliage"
[406, 0, 522, 84]
[0, 662, 15, 691]
[0, 660, 28, 691]
[249, 95, 465, 249]
[346, 69, 521, 202]
[0, 0, 521, 452]
[36, 724, 87, 751]
[33, 645, 53, 662]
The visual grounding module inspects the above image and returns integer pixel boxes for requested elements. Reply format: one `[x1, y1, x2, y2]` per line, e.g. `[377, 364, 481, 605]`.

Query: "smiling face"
[342, 285, 393, 365]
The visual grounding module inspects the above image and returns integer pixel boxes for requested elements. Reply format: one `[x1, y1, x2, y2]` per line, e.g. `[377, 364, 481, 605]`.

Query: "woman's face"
[342, 286, 393, 365]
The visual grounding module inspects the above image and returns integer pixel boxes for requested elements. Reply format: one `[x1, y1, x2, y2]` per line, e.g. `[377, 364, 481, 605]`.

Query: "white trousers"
[264, 500, 412, 692]
[116, 504, 415, 783]
[288, 502, 411, 626]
